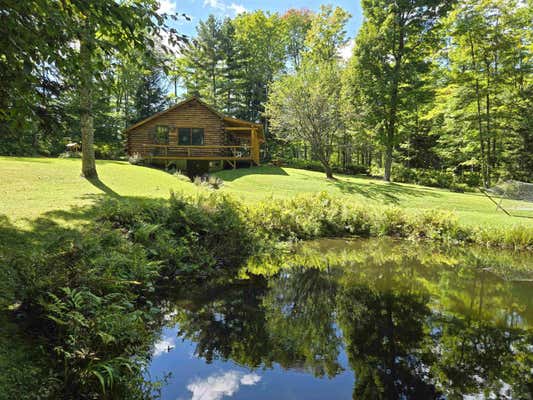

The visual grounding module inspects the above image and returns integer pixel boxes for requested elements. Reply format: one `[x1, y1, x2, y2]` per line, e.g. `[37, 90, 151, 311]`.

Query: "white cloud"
[203, 0, 247, 15]
[203, 0, 226, 10]
[228, 3, 247, 15]
[187, 371, 261, 400]
[152, 336, 176, 357]
[239, 373, 261, 385]
[157, 0, 176, 15]
[339, 39, 355, 61]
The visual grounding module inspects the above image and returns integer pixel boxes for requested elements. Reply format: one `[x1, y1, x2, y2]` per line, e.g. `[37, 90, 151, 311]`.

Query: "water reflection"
[151, 238, 533, 399]
[187, 371, 261, 400]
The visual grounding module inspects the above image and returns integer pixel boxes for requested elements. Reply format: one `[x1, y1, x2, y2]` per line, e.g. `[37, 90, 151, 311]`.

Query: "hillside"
[1, 157, 532, 229]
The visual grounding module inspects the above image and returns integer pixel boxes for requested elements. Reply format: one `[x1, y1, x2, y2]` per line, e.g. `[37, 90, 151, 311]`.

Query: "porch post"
[251, 128, 260, 165]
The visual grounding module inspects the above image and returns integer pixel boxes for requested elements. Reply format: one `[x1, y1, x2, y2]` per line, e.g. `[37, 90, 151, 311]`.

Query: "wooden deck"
[141, 144, 259, 166]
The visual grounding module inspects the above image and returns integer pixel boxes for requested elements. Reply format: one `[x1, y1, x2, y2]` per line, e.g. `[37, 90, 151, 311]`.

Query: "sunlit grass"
[1, 157, 532, 229]
[0, 157, 194, 226]
[215, 166, 533, 228]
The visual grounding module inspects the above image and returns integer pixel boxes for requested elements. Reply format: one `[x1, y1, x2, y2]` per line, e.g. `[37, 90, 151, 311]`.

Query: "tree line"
[268, 0, 532, 185]
[1, 0, 531, 185]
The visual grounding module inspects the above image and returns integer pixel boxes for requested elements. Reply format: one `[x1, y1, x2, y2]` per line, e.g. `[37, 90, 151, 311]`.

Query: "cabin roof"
[123, 96, 263, 134]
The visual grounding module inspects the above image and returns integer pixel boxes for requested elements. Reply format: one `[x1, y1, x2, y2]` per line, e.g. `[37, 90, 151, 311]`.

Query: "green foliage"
[282, 8, 314, 70]
[248, 192, 532, 249]
[267, 61, 343, 177]
[432, 0, 533, 186]
[96, 192, 260, 274]
[1, 222, 162, 398]
[392, 165, 478, 191]
[304, 5, 350, 63]
[94, 143, 124, 160]
[1, 186, 532, 397]
[0, 0, 182, 178]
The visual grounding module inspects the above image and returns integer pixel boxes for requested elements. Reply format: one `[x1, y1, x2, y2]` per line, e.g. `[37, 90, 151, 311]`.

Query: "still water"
[147, 238, 533, 399]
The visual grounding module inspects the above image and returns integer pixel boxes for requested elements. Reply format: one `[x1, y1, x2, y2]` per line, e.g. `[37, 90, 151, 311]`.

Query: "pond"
[146, 238, 533, 399]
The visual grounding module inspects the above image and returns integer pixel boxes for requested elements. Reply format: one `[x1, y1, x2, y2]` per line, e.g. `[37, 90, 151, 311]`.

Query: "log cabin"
[124, 96, 264, 174]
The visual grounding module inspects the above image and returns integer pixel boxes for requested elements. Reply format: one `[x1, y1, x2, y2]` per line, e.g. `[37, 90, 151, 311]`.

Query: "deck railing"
[141, 144, 252, 160]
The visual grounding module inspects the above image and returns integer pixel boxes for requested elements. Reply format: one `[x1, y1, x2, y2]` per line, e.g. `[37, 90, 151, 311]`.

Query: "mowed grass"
[0, 157, 194, 226]
[1, 157, 532, 229]
[216, 166, 533, 228]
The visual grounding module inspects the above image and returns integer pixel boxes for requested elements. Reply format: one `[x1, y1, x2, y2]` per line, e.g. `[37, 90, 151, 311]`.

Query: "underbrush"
[391, 165, 480, 192]
[249, 192, 531, 249]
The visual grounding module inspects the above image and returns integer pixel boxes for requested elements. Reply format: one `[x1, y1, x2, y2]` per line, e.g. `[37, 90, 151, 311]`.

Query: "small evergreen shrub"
[94, 143, 123, 160]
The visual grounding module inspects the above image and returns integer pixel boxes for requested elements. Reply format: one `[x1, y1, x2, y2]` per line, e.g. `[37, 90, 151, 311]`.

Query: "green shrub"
[94, 143, 124, 160]
[342, 163, 369, 175]
[372, 207, 412, 237]
[392, 165, 478, 191]
[1, 223, 162, 398]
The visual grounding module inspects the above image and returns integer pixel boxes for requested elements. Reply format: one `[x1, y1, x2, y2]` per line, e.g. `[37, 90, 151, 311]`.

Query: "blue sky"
[158, 0, 363, 41]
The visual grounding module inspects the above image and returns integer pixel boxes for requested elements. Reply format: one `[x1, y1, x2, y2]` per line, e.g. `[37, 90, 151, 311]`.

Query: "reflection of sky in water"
[186, 371, 260, 400]
[148, 326, 354, 400]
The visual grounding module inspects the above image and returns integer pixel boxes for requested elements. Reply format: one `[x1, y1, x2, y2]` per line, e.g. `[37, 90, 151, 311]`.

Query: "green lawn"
[215, 166, 533, 228]
[1, 156, 532, 229]
[0, 157, 194, 225]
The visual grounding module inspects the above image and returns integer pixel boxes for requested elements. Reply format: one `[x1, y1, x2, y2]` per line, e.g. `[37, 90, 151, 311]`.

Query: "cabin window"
[178, 128, 204, 145]
[154, 125, 169, 144]
[192, 128, 204, 145]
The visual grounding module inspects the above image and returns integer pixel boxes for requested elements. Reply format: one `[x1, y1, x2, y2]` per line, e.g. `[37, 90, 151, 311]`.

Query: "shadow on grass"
[215, 166, 289, 182]
[87, 176, 121, 198]
[329, 177, 441, 204]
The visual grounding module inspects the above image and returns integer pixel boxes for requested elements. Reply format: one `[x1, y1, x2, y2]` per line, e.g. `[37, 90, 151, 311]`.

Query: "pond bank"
[1, 192, 532, 398]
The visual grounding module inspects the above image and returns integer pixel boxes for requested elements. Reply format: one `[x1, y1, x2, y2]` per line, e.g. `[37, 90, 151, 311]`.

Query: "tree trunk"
[384, 138, 393, 182]
[79, 21, 97, 179]
[384, 18, 404, 182]
[485, 62, 492, 187]
[469, 33, 488, 188]
[325, 165, 334, 179]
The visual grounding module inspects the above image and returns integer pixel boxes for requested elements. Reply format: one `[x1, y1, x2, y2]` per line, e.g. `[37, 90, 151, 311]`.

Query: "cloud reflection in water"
[186, 371, 261, 400]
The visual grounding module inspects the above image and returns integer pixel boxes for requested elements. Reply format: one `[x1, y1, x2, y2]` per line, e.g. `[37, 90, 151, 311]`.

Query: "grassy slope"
[216, 166, 533, 228]
[1, 157, 532, 229]
[0, 157, 194, 225]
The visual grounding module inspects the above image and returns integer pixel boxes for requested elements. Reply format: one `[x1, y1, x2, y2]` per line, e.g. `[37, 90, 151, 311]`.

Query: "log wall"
[126, 99, 225, 158]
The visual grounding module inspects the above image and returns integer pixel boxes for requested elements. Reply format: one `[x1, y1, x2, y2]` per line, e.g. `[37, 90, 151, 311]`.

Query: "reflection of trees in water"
[263, 266, 342, 377]
[428, 267, 533, 398]
[169, 241, 533, 398]
[169, 279, 272, 368]
[337, 258, 440, 399]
